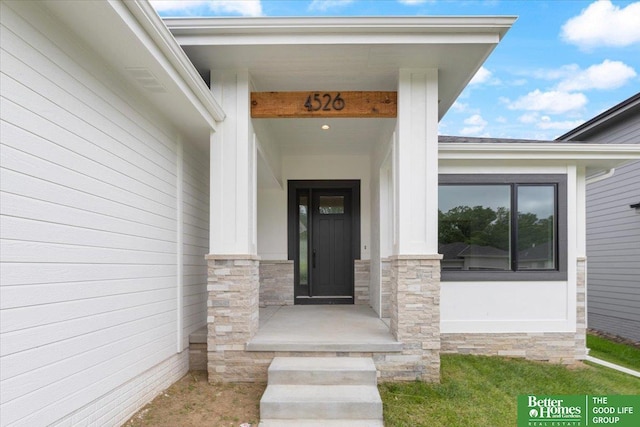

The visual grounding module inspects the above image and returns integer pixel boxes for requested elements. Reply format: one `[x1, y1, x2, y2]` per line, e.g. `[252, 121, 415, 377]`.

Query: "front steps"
[259, 357, 384, 427]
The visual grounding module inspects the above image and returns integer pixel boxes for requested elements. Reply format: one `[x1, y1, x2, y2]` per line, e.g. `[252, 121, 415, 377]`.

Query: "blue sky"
[152, 0, 640, 140]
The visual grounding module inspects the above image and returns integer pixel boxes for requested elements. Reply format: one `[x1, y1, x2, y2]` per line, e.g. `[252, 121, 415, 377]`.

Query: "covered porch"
[166, 16, 516, 383]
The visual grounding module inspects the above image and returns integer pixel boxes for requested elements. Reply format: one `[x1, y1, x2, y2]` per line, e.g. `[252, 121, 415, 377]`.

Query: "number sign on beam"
[250, 91, 397, 118]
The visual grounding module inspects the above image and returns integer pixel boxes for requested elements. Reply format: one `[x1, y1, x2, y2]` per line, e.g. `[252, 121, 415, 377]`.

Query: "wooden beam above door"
[251, 91, 397, 118]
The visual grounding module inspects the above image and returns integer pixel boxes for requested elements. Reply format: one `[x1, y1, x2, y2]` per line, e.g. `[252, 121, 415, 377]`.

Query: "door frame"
[287, 180, 361, 304]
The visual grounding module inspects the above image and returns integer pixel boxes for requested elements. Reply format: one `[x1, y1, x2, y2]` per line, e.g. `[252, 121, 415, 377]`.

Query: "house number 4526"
[304, 93, 345, 112]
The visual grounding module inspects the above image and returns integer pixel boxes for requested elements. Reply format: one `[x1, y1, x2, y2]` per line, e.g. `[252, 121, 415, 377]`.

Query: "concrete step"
[259, 384, 383, 420]
[268, 356, 377, 385]
[259, 419, 384, 426]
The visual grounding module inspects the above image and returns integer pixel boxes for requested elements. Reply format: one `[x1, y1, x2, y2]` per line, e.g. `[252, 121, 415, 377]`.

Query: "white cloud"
[151, 0, 262, 16]
[495, 116, 507, 124]
[469, 66, 501, 86]
[508, 90, 587, 114]
[529, 64, 579, 81]
[451, 101, 469, 113]
[398, 0, 429, 4]
[536, 118, 585, 131]
[561, 0, 640, 49]
[518, 112, 540, 124]
[470, 67, 491, 85]
[556, 60, 637, 92]
[517, 112, 584, 133]
[460, 114, 488, 135]
[309, 0, 354, 11]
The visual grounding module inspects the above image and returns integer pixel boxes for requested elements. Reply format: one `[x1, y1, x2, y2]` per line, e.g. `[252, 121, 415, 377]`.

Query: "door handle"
[312, 249, 316, 268]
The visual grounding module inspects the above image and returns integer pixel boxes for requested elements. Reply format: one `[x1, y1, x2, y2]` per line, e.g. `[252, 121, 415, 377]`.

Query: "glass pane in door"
[318, 195, 344, 214]
[299, 195, 309, 285]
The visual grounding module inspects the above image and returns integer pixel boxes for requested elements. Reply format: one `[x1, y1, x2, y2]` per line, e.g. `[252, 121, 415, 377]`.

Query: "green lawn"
[380, 354, 640, 427]
[587, 333, 640, 371]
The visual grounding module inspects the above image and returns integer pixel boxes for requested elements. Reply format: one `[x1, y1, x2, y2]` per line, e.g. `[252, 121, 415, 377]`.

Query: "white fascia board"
[166, 16, 516, 45]
[165, 16, 517, 33]
[119, 0, 225, 124]
[439, 143, 640, 160]
[439, 143, 640, 178]
[173, 32, 500, 47]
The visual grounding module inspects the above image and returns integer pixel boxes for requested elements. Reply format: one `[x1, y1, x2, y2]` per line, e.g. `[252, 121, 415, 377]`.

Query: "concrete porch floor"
[246, 305, 402, 352]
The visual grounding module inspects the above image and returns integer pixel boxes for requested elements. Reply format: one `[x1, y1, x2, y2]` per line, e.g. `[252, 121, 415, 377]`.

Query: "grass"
[380, 354, 640, 427]
[587, 333, 640, 371]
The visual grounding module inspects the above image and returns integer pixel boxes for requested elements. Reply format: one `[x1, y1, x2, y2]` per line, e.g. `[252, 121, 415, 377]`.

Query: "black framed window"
[439, 174, 567, 281]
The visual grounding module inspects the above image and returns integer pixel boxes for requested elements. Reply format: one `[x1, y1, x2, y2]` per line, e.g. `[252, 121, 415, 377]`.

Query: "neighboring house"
[1, 1, 639, 426]
[558, 93, 640, 343]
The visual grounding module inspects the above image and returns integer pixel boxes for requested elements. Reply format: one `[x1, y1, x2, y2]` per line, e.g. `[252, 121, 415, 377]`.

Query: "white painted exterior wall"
[439, 163, 583, 333]
[0, 2, 208, 425]
[257, 154, 372, 261]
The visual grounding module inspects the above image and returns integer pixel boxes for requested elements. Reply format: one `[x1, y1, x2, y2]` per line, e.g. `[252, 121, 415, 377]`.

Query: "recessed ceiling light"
[321, 124, 330, 130]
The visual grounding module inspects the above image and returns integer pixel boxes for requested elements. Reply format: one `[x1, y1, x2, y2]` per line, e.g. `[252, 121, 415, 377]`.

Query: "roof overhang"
[439, 142, 640, 177]
[40, 0, 222, 147]
[165, 16, 516, 120]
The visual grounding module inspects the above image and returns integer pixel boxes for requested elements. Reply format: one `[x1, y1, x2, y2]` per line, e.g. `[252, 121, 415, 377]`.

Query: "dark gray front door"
[311, 190, 352, 299]
[289, 180, 360, 305]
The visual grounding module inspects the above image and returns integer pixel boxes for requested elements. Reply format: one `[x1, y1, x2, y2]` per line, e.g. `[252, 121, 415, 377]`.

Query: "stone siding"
[218, 350, 442, 383]
[354, 260, 370, 305]
[442, 257, 588, 364]
[206, 255, 260, 383]
[575, 257, 587, 360]
[441, 333, 579, 364]
[259, 260, 294, 307]
[389, 255, 442, 382]
[381, 258, 391, 318]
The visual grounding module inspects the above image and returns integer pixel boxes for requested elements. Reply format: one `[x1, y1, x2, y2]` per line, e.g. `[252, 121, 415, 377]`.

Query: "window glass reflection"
[299, 196, 308, 285]
[517, 186, 555, 270]
[439, 185, 511, 271]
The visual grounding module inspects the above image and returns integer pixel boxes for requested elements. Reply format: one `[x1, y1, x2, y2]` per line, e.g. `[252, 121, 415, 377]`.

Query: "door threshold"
[297, 296, 352, 299]
[295, 296, 354, 305]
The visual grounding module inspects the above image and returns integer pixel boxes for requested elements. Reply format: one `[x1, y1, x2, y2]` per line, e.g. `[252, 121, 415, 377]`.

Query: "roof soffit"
[165, 16, 516, 120]
[40, 0, 221, 147]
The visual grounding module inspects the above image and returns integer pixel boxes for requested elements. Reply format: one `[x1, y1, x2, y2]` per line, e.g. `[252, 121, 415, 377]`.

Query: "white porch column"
[206, 69, 260, 382]
[386, 69, 441, 382]
[394, 69, 439, 254]
[209, 69, 257, 255]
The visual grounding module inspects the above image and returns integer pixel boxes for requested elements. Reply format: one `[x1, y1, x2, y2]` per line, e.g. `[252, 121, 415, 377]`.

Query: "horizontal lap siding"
[584, 114, 640, 342]
[1, 2, 208, 426]
[181, 143, 209, 349]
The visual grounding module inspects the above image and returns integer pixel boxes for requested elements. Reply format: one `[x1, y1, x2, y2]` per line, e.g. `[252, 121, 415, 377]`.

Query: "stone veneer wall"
[217, 351, 443, 383]
[206, 255, 260, 383]
[381, 258, 391, 318]
[389, 255, 442, 382]
[354, 260, 370, 305]
[259, 261, 294, 307]
[441, 257, 588, 364]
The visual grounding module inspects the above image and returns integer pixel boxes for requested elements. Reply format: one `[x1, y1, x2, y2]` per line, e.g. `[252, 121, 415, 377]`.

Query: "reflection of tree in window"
[439, 184, 556, 271]
[299, 198, 308, 284]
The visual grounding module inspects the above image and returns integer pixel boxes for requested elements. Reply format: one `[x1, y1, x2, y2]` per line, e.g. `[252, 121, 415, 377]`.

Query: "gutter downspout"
[586, 168, 615, 185]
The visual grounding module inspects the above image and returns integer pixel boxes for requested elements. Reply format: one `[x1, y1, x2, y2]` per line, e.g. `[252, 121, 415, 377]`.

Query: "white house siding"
[0, 2, 208, 426]
[439, 163, 580, 334]
[180, 142, 210, 350]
